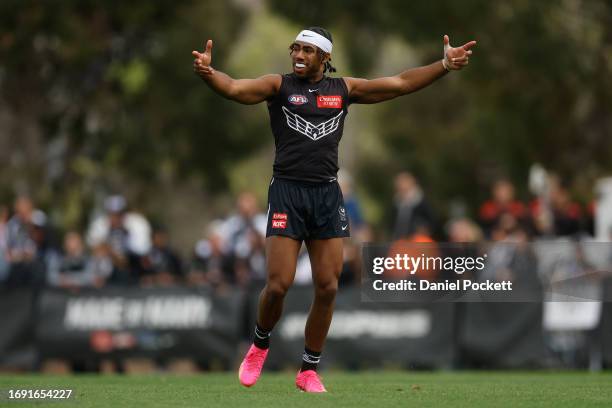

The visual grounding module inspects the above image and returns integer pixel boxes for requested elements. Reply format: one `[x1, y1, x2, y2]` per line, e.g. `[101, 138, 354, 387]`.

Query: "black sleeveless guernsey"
[267, 73, 350, 183]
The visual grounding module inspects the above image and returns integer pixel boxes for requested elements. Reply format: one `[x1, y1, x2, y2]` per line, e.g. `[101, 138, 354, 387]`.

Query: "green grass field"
[1, 371, 611, 407]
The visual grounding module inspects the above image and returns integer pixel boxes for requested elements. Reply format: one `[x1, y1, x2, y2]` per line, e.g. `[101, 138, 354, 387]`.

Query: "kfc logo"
[272, 220, 287, 229]
[272, 212, 288, 229]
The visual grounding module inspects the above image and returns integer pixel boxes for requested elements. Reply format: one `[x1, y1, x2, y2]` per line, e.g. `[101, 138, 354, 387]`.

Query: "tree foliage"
[0, 1, 260, 227]
[272, 0, 612, 218]
[2, 0, 612, 235]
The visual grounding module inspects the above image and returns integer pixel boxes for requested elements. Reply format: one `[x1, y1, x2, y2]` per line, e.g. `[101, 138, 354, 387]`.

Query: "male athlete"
[192, 27, 475, 392]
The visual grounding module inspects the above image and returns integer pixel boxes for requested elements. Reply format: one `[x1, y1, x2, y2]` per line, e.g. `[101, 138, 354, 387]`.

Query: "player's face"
[289, 41, 326, 78]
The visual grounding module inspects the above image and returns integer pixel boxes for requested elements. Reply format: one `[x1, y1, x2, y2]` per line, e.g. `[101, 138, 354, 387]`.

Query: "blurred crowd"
[0, 187, 364, 291]
[390, 171, 596, 245]
[0, 170, 601, 291]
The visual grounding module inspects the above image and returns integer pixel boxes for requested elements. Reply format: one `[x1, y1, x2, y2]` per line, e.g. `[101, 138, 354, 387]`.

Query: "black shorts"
[266, 177, 351, 240]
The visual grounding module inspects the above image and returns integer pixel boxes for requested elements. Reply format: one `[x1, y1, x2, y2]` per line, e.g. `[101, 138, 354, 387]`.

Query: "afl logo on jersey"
[288, 94, 308, 105]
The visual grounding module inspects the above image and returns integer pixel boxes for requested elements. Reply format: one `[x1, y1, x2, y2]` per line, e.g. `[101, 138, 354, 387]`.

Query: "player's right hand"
[442, 35, 476, 71]
[192, 40, 214, 77]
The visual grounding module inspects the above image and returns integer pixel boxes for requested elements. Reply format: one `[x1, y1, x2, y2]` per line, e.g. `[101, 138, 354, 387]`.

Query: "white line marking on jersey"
[282, 106, 344, 141]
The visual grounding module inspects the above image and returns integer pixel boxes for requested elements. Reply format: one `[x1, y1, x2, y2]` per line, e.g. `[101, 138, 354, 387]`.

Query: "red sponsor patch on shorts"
[317, 95, 342, 109]
[272, 212, 288, 229]
[272, 220, 287, 229]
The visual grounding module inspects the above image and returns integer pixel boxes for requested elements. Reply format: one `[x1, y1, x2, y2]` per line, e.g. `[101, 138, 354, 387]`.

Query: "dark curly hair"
[307, 27, 337, 74]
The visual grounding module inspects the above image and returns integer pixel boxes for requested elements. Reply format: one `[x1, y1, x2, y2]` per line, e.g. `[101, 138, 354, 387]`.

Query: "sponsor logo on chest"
[317, 95, 342, 109]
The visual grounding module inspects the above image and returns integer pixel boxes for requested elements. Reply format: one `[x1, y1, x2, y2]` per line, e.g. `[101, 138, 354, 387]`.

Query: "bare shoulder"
[259, 73, 283, 92]
[342, 77, 367, 93]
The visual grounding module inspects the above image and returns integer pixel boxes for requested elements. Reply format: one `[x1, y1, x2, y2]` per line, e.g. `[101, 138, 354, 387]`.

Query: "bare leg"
[304, 238, 343, 351]
[256, 235, 302, 330]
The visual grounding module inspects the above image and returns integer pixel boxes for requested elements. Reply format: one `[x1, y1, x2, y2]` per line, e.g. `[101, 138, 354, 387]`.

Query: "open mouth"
[294, 62, 306, 69]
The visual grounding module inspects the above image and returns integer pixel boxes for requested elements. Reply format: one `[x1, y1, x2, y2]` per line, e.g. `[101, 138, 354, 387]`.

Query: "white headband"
[295, 30, 332, 54]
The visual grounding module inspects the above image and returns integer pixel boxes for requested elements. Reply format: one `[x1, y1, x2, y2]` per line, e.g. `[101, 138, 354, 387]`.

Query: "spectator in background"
[340, 236, 369, 287]
[531, 176, 583, 237]
[390, 172, 436, 240]
[482, 218, 538, 290]
[444, 217, 483, 281]
[189, 220, 233, 291]
[222, 192, 267, 287]
[5, 196, 39, 286]
[337, 169, 372, 285]
[86, 195, 152, 285]
[30, 210, 61, 288]
[6, 196, 36, 261]
[89, 243, 114, 287]
[478, 178, 527, 238]
[47, 231, 111, 289]
[447, 217, 483, 244]
[387, 220, 438, 281]
[141, 227, 183, 287]
[338, 169, 365, 229]
[0, 204, 9, 283]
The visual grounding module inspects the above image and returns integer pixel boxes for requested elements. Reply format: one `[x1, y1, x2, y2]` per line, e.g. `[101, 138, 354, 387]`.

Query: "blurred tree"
[0, 1, 260, 229]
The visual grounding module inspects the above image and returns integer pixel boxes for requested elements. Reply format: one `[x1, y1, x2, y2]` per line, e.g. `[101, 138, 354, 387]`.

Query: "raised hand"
[443, 35, 476, 71]
[192, 40, 214, 77]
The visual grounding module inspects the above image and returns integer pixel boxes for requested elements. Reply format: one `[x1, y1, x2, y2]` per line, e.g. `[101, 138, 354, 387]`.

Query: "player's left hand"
[443, 35, 476, 71]
[192, 40, 214, 77]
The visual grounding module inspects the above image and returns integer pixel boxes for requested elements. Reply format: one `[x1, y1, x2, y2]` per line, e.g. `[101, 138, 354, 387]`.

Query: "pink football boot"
[295, 370, 327, 393]
[238, 344, 269, 387]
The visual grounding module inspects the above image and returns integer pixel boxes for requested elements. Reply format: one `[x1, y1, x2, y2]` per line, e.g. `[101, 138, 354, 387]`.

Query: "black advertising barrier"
[2, 284, 609, 369]
[0, 288, 36, 368]
[458, 301, 545, 368]
[35, 286, 243, 362]
[253, 286, 455, 369]
[252, 284, 546, 369]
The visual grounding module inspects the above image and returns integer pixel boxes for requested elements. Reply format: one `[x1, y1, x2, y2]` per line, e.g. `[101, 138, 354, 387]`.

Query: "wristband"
[442, 58, 450, 71]
[443, 38, 451, 71]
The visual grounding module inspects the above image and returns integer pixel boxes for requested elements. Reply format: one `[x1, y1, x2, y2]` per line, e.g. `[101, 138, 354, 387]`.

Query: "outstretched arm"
[192, 40, 281, 105]
[345, 35, 476, 104]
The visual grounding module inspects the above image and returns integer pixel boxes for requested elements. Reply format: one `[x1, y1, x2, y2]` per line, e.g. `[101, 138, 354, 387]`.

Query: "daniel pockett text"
[359, 242, 529, 302]
[362, 242, 612, 303]
[370, 253, 513, 292]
